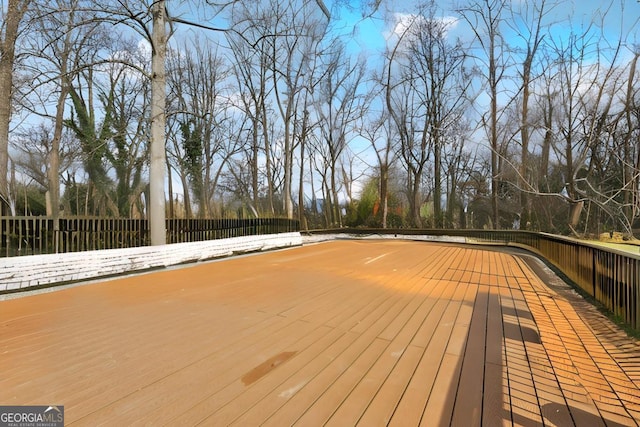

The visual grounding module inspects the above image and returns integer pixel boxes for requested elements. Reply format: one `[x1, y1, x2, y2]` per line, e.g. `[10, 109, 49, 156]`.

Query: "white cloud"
[386, 12, 458, 42]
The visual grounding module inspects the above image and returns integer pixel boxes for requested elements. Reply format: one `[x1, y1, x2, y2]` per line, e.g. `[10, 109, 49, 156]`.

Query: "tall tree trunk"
[380, 163, 388, 228]
[541, 96, 553, 191]
[179, 172, 191, 219]
[623, 54, 638, 223]
[48, 25, 75, 251]
[433, 132, 441, 228]
[0, 0, 29, 214]
[261, 109, 274, 214]
[149, 0, 167, 244]
[490, 37, 499, 229]
[297, 110, 308, 230]
[167, 161, 174, 218]
[298, 142, 306, 229]
[49, 114, 66, 215]
[251, 117, 259, 212]
[517, 0, 546, 230]
[446, 163, 457, 227]
[309, 156, 317, 215]
[520, 65, 531, 229]
[566, 130, 579, 228]
[635, 133, 640, 223]
[458, 0, 506, 229]
[412, 179, 422, 227]
[48, 83, 67, 243]
[283, 122, 293, 218]
[331, 170, 341, 226]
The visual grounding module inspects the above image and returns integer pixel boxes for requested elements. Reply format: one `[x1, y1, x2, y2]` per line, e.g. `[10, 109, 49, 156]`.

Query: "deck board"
[1, 240, 639, 426]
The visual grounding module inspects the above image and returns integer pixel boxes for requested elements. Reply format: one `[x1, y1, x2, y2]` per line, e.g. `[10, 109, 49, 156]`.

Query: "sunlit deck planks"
[1, 240, 639, 425]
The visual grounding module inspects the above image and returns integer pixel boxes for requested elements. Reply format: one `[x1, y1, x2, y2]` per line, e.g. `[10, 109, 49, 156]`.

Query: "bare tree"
[0, 0, 30, 213]
[109, 52, 150, 218]
[458, 0, 510, 228]
[167, 38, 232, 217]
[406, 1, 471, 227]
[548, 21, 623, 233]
[147, 0, 171, 242]
[227, 13, 278, 214]
[12, 124, 78, 197]
[509, 0, 555, 229]
[19, 0, 111, 222]
[227, 0, 328, 219]
[270, 0, 325, 218]
[314, 39, 366, 226]
[383, 14, 428, 227]
[359, 110, 397, 228]
[442, 119, 473, 228]
[620, 52, 640, 228]
[382, 5, 471, 227]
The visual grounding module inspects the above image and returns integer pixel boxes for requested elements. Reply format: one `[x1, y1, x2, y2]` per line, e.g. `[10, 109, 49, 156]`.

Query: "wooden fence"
[0, 216, 299, 257]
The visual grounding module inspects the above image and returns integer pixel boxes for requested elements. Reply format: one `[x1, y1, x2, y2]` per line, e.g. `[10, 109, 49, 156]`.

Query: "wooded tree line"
[1, 0, 639, 237]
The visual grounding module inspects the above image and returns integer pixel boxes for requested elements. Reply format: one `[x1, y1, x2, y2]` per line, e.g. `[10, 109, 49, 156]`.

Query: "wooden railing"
[307, 228, 640, 331]
[0, 216, 299, 257]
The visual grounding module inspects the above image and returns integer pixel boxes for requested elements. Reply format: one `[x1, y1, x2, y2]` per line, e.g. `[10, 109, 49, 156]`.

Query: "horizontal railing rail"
[0, 216, 299, 257]
[306, 228, 640, 331]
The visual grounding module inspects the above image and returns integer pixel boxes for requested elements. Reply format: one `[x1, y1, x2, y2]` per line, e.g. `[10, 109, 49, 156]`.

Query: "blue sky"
[325, 0, 640, 59]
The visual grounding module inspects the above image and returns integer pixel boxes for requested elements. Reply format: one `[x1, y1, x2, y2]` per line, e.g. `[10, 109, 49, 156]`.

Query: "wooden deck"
[1, 240, 640, 426]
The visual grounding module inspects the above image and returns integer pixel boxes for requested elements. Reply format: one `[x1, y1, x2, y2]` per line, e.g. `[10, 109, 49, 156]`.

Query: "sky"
[325, 0, 640, 60]
[318, 0, 640, 124]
